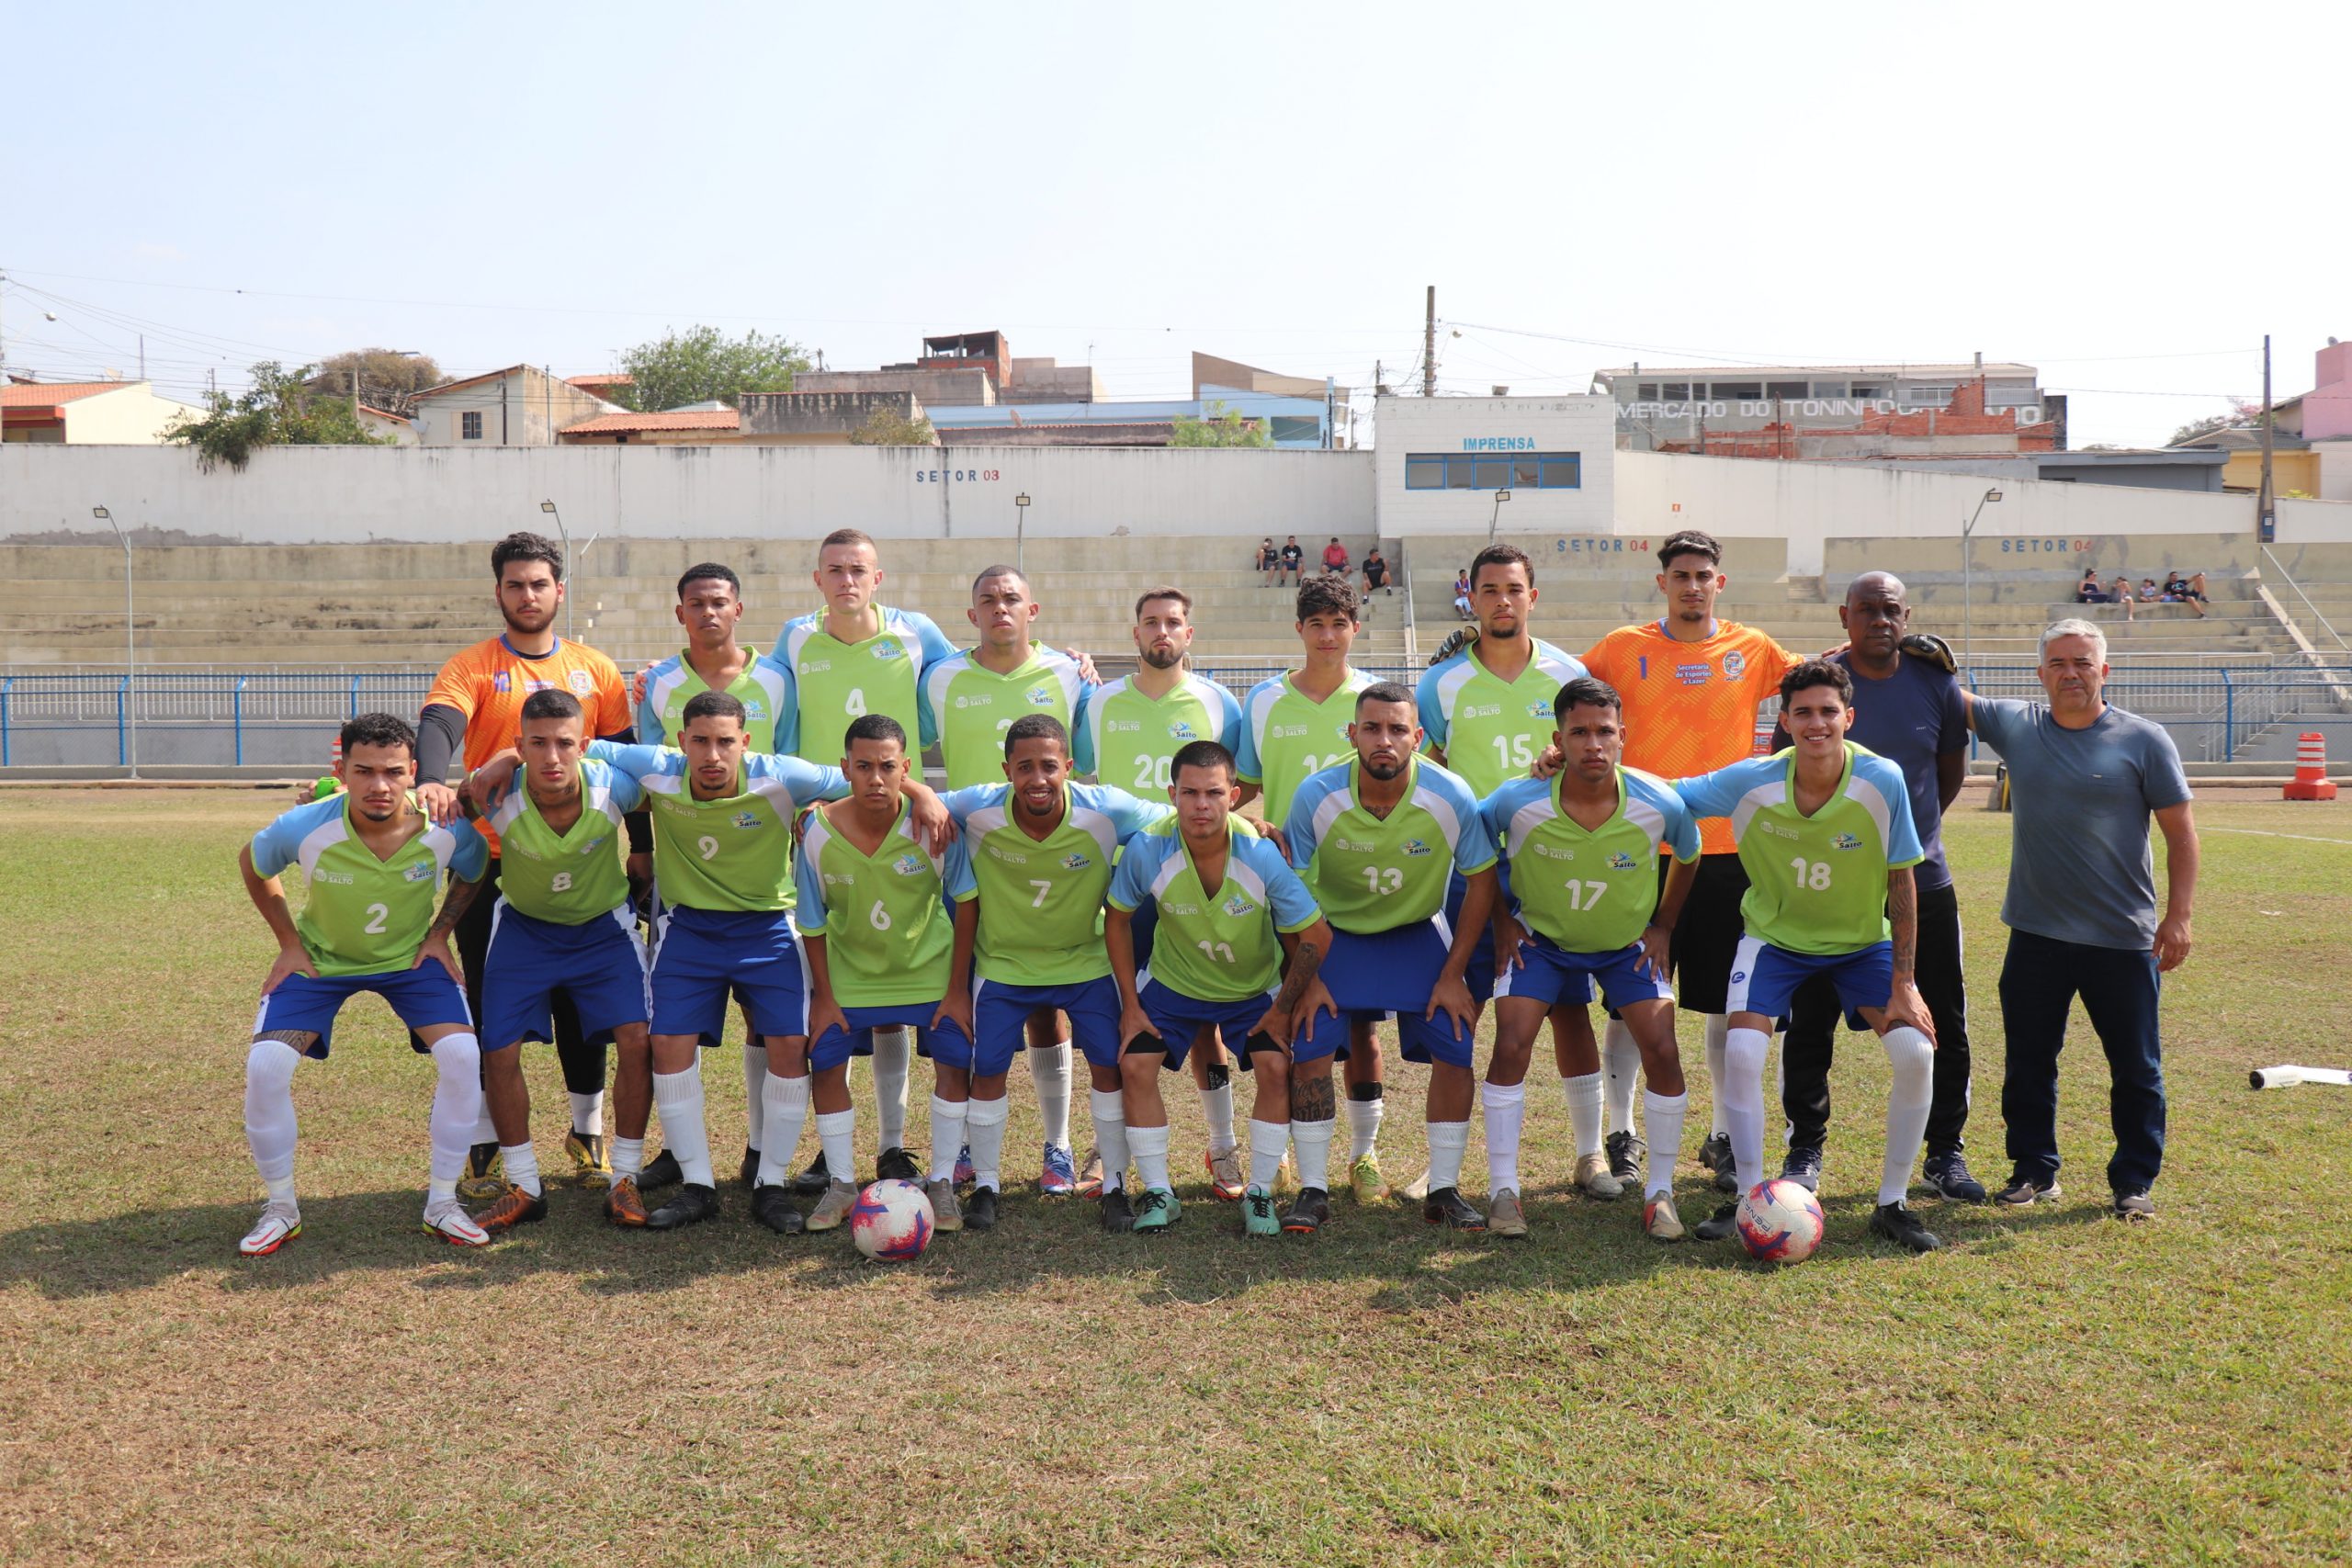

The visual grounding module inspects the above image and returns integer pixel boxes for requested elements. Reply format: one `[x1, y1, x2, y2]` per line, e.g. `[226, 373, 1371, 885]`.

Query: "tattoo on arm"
[1291, 1075, 1336, 1122]
[1272, 940, 1323, 1015]
[1887, 870, 1917, 980]
[429, 876, 481, 941]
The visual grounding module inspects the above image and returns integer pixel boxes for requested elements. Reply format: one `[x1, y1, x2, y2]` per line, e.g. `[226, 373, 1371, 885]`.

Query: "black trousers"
[1781, 880, 1970, 1156]
[412, 859, 607, 1099]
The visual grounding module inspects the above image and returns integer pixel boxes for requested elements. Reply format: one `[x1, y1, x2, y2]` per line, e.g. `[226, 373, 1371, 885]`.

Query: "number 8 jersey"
[1672, 742, 1922, 955]
[1283, 755, 1497, 935]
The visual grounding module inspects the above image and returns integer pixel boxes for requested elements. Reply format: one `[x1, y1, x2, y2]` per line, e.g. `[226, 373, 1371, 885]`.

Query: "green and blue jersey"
[1108, 817, 1320, 1002]
[590, 740, 849, 915]
[1081, 671, 1242, 795]
[1283, 756, 1496, 934]
[475, 759, 641, 925]
[920, 643, 1094, 790]
[1416, 637, 1588, 796]
[792, 801, 966, 1008]
[636, 647, 795, 755]
[1480, 767, 1697, 953]
[778, 604, 958, 767]
[251, 795, 489, 976]
[943, 781, 1170, 987]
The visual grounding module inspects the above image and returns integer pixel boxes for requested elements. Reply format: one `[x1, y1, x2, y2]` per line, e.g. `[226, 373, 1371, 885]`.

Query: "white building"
[407, 366, 620, 447]
[1, 379, 206, 445]
[1374, 393, 1615, 536]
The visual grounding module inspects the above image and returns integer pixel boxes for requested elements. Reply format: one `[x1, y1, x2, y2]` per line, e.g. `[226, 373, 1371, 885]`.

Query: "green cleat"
[1242, 1187, 1280, 1238]
[1131, 1188, 1182, 1233]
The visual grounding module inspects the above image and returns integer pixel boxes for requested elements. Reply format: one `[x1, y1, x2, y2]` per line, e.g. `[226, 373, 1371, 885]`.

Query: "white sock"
[1879, 1026, 1936, 1208]
[1345, 1093, 1384, 1162]
[816, 1108, 856, 1187]
[1601, 1020, 1643, 1138]
[873, 1028, 911, 1151]
[1248, 1118, 1288, 1193]
[1642, 1089, 1687, 1199]
[756, 1074, 811, 1190]
[741, 1042, 768, 1154]
[1129, 1122, 1172, 1191]
[1031, 1040, 1072, 1150]
[928, 1095, 967, 1184]
[1291, 1115, 1335, 1193]
[243, 1039, 301, 1206]
[500, 1141, 542, 1198]
[1703, 1014, 1730, 1139]
[1722, 1026, 1771, 1194]
[966, 1095, 1010, 1191]
[1089, 1088, 1130, 1194]
[1565, 1071, 1604, 1159]
[1481, 1082, 1525, 1194]
[651, 1063, 713, 1189]
[1199, 1075, 1238, 1157]
[1427, 1119, 1471, 1192]
[427, 1033, 483, 1192]
[567, 1089, 603, 1138]
[470, 1100, 499, 1147]
[610, 1136, 644, 1185]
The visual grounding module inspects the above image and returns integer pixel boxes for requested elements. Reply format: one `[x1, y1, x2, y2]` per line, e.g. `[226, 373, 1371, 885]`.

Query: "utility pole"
[2257, 333, 2277, 544]
[140, 334, 146, 382]
[1422, 286, 1437, 397]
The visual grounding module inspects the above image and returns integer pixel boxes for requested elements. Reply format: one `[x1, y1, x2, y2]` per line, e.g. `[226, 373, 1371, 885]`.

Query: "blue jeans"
[1997, 928, 2165, 1194]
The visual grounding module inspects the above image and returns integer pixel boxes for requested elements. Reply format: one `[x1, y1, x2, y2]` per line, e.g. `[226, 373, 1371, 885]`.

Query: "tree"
[618, 325, 808, 412]
[309, 348, 443, 416]
[1171, 400, 1273, 448]
[168, 361, 390, 472]
[2169, 400, 2263, 447]
[847, 405, 936, 446]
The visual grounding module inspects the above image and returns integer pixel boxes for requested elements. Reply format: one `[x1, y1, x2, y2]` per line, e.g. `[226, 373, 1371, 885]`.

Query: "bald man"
[1771, 573, 1982, 1202]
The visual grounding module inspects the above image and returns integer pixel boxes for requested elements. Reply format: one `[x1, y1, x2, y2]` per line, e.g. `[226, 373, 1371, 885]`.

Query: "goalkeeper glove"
[1900, 632, 1956, 673]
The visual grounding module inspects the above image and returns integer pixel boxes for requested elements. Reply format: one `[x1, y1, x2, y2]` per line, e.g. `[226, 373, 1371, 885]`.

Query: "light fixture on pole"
[92, 505, 137, 778]
[1961, 486, 2003, 674]
[539, 499, 572, 640]
[1487, 487, 1512, 541]
[1014, 491, 1032, 574]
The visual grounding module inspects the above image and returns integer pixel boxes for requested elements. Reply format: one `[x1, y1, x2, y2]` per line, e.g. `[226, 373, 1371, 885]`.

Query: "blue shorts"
[649, 906, 808, 1047]
[254, 964, 473, 1060]
[1135, 976, 1278, 1072]
[480, 902, 650, 1053]
[957, 976, 1121, 1077]
[1726, 936, 1892, 1031]
[1494, 936, 1670, 1013]
[809, 1001, 973, 1073]
[1297, 918, 1476, 1070]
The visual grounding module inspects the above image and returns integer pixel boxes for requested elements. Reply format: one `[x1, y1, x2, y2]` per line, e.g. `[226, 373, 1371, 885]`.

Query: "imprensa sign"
[1461, 436, 1539, 451]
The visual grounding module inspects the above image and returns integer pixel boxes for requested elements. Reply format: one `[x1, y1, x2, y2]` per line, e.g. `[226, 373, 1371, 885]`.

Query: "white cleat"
[239, 1202, 302, 1257]
[421, 1201, 492, 1247]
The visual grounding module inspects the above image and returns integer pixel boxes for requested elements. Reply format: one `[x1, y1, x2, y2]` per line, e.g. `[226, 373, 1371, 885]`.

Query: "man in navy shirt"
[1774, 573, 1982, 1201]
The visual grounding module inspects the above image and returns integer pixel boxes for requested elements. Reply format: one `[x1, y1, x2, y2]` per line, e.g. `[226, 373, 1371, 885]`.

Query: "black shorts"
[1666, 852, 1750, 1016]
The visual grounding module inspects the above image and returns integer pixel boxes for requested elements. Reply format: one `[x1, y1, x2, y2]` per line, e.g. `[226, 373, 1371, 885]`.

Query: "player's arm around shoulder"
[583, 739, 677, 781]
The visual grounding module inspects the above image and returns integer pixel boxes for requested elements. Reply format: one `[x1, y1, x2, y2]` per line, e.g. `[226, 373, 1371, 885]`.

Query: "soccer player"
[1083, 585, 1254, 1198]
[1283, 683, 1498, 1234]
[937, 714, 1171, 1233]
[1235, 576, 1392, 1201]
[1671, 660, 1945, 1254]
[236, 713, 492, 1254]
[921, 565, 1099, 1197]
[415, 530, 641, 1196]
[463, 690, 657, 1231]
[1105, 740, 1336, 1236]
[1578, 529, 1801, 1193]
[1770, 572, 1981, 1202]
[1482, 678, 1699, 1239]
[794, 714, 974, 1232]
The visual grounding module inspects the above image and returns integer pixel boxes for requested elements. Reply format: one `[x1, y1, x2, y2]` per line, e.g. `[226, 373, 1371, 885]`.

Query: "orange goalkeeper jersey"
[1580, 619, 1801, 854]
[424, 635, 631, 852]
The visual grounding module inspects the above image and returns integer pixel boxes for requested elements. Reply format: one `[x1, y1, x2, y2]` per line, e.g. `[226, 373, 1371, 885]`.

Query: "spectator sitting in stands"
[1255, 536, 1278, 581]
[1320, 536, 1350, 579]
[1453, 569, 1475, 620]
[1276, 535, 1303, 588]
[2076, 567, 2110, 604]
[2163, 570, 2210, 616]
[2108, 574, 2136, 621]
[1363, 546, 1393, 599]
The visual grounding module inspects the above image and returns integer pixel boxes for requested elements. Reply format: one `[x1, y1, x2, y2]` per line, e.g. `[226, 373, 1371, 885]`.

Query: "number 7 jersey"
[1672, 742, 1922, 955]
[943, 781, 1172, 987]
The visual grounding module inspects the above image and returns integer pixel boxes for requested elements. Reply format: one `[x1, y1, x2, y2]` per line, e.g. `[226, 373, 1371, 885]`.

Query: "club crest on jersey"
[1169, 720, 1198, 740]
[569, 670, 594, 694]
[402, 862, 434, 882]
[1527, 700, 1553, 718]
[873, 643, 905, 661]
[732, 811, 762, 829]
[1609, 852, 1638, 870]
[892, 853, 926, 876]
[1059, 852, 1091, 870]
[1722, 650, 1747, 679]
[1026, 685, 1056, 706]
[1831, 832, 1861, 851]
[581, 837, 606, 856]
[1221, 891, 1256, 918]
[1401, 839, 1431, 857]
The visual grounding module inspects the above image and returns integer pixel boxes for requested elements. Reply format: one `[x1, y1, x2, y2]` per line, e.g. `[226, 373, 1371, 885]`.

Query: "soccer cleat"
[647, 1182, 720, 1232]
[1697, 1134, 1738, 1193]
[964, 1185, 1001, 1232]
[563, 1132, 610, 1188]
[1996, 1174, 2061, 1207]
[793, 1149, 831, 1197]
[1039, 1143, 1078, 1198]
[1870, 1201, 1943, 1253]
[954, 1144, 976, 1187]
[2112, 1190, 2155, 1224]
[605, 1176, 650, 1228]
[238, 1203, 301, 1258]
[1243, 1188, 1280, 1238]
[1283, 1187, 1332, 1235]
[748, 1184, 803, 1235]
[1487, 1188, 1529, 1238]
[1099, 1188, 1136, 1234]
[639, 1149, 684, 1191]
[926, 1179, 964, 1233]
[1077, 1144, 1106, 1199]
[474, 1183, 548, 1233]
[738, 1146, 761, 1190]
[1605, 1129, 1645, 1186]
[1277, 1148, 1297, 1193]
[1925, 1153, 1989, 1204]
[1205, 1145, 1246, 1201]
[457, 1144, 505, 1201]
[1781, 1145, 1824, 1193]
[1575, 1153, 1624, 1201]
[876, 1146, 921, 1183]
[806, 1179, 858, 1232]
[1423, 1187, 1486, 1231]
[1642, 1191, 1685, 1242]
[1132, 1189, 1182, 1234]
[422, 1203, 492, 1247]
[1350, 1154, 1390, 1204]
[1693, 1201, 1739, 1242]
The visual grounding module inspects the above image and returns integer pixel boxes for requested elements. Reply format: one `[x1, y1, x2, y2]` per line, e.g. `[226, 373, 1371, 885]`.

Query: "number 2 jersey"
[1081, 671, 1242, 795]
[1415, 637, 1588, 796]
[1480, 767, 1698, 953]
[1672, 742, 1922, 955]
[942, 781, 1171, 987]
[588, 741, 850, 914]
[249, 795, 489, 976]
[1283, 755, 1497, 935]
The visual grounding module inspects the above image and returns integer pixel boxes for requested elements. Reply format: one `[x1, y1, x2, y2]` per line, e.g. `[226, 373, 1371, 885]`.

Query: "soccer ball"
[1736, 1179, 1826, 1264]
[850, 1179, 934, 1261]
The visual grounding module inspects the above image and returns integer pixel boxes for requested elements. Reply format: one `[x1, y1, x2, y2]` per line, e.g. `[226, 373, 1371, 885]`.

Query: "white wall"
[1374, 395, 1615, 536]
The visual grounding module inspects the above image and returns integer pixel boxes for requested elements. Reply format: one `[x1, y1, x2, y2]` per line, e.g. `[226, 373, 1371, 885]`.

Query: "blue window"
[1406, 456, 1444, 490]
[1406, 452, 1580, 490]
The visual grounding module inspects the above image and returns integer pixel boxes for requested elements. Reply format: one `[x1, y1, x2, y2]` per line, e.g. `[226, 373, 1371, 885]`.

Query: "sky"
[5, 1, 2345, 448]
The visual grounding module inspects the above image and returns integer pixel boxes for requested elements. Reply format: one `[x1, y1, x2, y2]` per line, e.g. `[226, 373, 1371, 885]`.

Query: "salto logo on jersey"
[1401, 839, 1432, 857]
[402, 863, 434, 882]
[1272, 725, 1309, 739]
[891, 853, 926, 876]
[1169, 720, 1198, 740]
[872, 643, 903, 660]
[731, 812, 762, 829]
[313, 869, 356, 885]
[804, 660, 833, 674]
[1026, 686, 1055, 705]
[1830, 832, 1862, 851]
[1526, 701, 1552, 718]
[1221, 892, 1256, 918]
[1464, 703, 1502, 720]
[1608, 852, 1638, 871]
[1059, 852, 1091, 870]
[581, 837, 605, 855]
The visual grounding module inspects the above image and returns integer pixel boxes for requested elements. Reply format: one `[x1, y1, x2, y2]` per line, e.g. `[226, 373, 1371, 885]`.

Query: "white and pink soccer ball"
[850, 1179, 934, 1261]
[1736, 1179, 1826, 1264]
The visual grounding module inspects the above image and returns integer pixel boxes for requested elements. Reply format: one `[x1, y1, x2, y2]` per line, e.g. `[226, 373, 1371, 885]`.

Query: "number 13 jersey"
[1283, 755, 1497, 935]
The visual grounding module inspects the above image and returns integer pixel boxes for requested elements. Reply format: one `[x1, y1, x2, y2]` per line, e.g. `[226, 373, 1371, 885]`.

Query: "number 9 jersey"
[1283, 755, 1497, 934]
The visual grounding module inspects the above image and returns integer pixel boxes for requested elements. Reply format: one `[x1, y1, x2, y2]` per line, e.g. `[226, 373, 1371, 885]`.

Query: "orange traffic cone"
[2284, 732, 2338, 801]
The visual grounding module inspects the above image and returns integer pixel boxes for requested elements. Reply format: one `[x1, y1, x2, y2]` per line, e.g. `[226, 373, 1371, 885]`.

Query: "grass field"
[3, 788, 2349, 1565]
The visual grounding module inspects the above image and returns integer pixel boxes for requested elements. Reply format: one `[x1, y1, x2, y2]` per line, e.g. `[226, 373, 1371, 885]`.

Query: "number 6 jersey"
[1283, 755, 1497, 935]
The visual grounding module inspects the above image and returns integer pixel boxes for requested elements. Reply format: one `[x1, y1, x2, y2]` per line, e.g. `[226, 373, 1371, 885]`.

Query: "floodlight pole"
[1487, 487, 1513, 542]
[1014, 492, 1032, 575]
[1961, 486, 2002, 674]
[93, 505, 137, 777]
[539, 499, 571, 641]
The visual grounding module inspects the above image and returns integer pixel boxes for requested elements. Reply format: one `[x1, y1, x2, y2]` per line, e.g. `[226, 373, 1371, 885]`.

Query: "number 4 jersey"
[1481, 767, 1698, 953]
[1672, 742, 1922, 955]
